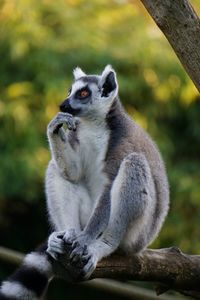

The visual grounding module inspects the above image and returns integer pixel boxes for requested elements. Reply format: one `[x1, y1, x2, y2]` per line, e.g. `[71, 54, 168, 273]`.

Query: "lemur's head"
[60, 65, 118, 118]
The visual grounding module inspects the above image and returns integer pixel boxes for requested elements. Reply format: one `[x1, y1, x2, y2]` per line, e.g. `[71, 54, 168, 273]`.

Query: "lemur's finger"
[53, 123, 63, 134]
[67, 123, 73, 130]
[67, 118, 76, 131]
[63, 228, 77, 245]
[83, 245, 88, 255]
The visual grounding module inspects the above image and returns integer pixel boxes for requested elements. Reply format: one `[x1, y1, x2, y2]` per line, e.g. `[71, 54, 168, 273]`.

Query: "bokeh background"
[0, 0, 200, 299]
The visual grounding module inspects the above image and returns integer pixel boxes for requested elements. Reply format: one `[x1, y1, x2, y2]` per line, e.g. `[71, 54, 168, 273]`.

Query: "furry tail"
[0, 242, 53, 300]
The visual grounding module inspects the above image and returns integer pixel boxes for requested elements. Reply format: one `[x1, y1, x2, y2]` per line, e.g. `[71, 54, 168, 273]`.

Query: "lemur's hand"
[46, 231, 66, 260]
[47, 229, 97, 279]
[47, 112, 77, 134]
[63, 230, 97, 279]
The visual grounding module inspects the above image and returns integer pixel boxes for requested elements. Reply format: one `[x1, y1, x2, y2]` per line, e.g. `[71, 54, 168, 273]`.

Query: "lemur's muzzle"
[60, 99, 81, 116]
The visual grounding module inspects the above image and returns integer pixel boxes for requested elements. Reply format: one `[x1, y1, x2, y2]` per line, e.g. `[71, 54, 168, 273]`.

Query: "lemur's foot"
[82, 251, 98, 279]
[71, 244, 98, 279]
[63, 231, 97, 279]
[46, 231, 66, 260]
[48, 112, 77, 134]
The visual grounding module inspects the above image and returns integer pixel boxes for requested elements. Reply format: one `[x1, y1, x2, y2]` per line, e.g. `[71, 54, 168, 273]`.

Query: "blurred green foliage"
[0, 0, 200, 297]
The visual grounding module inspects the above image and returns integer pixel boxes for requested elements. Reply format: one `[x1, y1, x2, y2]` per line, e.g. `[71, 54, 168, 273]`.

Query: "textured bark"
[55, 247, 200, 297]
[139, 0, 200, 93]
[94, 248, 200, 292]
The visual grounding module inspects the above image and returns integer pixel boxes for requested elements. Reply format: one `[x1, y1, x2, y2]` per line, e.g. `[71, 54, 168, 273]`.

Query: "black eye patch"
[75, 86, 91, 100]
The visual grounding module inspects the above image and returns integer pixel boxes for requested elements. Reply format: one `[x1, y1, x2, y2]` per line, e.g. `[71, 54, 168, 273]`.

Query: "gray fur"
[0, 65, 169, 300]
[80, 75, 99, 85]
[46, 65, 169, 279]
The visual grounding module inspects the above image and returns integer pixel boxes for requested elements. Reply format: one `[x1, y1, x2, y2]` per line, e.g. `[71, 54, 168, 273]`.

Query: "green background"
[0, 0, 200, 298]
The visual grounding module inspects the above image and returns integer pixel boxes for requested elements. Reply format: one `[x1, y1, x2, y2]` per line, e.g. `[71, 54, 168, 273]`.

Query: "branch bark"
[138, 0, 200, 93]
[52, 247, 200, 298]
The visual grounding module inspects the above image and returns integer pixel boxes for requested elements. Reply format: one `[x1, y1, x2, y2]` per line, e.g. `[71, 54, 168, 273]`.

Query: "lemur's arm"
[47, 112, 81, 182]
[82, 184, 112, 241]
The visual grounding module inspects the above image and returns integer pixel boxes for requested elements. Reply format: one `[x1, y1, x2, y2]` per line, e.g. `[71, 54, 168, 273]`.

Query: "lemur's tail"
[0, 242, 53, 300]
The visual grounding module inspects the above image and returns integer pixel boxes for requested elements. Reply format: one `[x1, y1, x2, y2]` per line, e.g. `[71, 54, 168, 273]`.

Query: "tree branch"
[138, 0, 200, 93]
[1, 246, 200, 298]
[0, 246, 178, 300]
[94, 247, 200, 292]
[0, 246, 24, 265]
[55, 247, 200, 298]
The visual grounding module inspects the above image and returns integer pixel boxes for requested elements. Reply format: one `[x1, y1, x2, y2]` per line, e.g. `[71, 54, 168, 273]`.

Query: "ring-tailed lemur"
[0, 65, 169, 300]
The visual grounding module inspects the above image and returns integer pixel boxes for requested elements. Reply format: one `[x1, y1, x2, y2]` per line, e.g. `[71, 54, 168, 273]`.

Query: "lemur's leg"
[69, 152, 156, 278]
[46, 112, 83, 259]
[47, 112, 91, 275]
[46, 163, 92, 281]
[46, 161, 91, 259]
[47, 112, 81, 182]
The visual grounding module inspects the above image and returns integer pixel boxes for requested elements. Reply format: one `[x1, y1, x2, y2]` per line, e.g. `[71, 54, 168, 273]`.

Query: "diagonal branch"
[138, 0, 200, 93]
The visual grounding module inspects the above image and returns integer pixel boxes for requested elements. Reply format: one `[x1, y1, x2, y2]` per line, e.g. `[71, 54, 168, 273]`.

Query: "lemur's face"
[60, 65, 118, 117]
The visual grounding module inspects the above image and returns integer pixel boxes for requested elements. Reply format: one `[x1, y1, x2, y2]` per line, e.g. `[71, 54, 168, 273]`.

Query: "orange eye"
[80, 90, 89, 98]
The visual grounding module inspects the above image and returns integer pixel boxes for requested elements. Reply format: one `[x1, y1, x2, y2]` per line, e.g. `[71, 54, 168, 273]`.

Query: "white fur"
[23, 252, 52, 276]
[46, 162, 87, 231]
[71, 80, 86, 93]
[46, 118, 110, 232]
[1, 281, 36, 299]
[78, 119, 110, 200]
[73, 67, 86, 80]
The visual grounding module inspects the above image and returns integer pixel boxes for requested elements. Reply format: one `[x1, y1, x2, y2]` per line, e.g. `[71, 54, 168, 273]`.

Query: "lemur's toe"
[47, 231, 65, 259]
[81, 254, 97, 279]
[70, 245, 84, 262]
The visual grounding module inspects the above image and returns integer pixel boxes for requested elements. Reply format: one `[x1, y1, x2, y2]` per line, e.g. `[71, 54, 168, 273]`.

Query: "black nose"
[59, 99, 81, 116]
[59, 99, 68, 112]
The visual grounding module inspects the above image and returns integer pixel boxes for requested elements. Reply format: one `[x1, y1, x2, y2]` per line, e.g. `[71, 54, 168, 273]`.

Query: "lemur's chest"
[78, 121, 110, 197]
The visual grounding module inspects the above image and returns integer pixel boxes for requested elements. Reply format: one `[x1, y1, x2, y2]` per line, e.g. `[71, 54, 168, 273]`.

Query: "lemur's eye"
[80, 90, 89, 98]
[77, 87, 90, 99]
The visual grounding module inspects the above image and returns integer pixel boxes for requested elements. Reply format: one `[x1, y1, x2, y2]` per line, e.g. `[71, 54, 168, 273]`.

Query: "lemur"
[0, 66, 169, 300]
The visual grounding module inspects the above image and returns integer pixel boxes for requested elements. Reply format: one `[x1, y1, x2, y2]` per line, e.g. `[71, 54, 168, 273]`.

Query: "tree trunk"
[138, 0, 200, 93]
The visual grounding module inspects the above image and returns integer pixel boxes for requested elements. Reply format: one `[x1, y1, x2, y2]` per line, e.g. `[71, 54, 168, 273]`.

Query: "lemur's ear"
[73, 67, 86, 80]
[100, 65, 118, 97]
